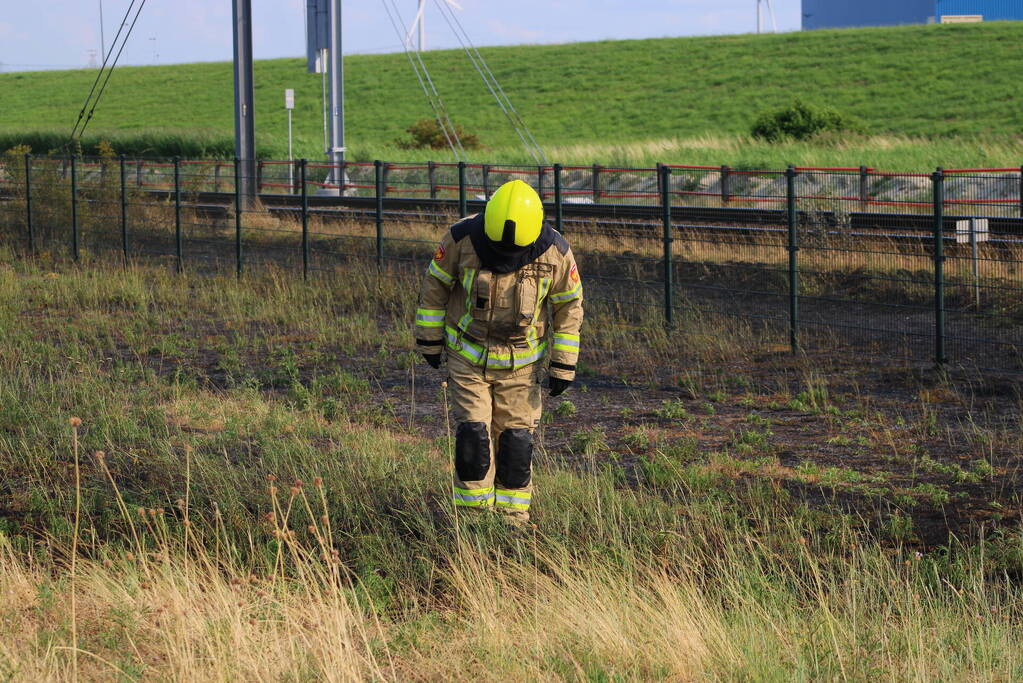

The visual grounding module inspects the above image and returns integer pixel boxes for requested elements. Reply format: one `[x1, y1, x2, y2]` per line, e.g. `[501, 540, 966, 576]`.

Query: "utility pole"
[327, 0, 345, 188]
[233, 0, 256, 206]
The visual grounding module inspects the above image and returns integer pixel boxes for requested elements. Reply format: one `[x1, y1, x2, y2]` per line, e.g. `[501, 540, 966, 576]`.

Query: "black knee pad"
[496, 428, 533, 489]
[455, 422, 490, 482]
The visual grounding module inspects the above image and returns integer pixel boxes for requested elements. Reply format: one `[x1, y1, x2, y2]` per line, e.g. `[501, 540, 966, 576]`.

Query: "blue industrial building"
[802, 0, 1023, 30]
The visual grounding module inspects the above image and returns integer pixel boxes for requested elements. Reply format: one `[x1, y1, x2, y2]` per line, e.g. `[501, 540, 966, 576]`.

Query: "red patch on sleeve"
[570, 265, 579, 282]
[433, 244, 446, 261]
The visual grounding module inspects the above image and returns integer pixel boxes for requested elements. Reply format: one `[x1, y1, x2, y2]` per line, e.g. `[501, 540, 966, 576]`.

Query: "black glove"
[549, 377, 572, 397]
[422, 353, 442, 369]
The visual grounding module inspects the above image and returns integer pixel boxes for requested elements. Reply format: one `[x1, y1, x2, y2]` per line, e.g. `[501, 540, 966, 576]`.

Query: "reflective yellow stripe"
[428, 260, 454, 286]
[444, 325, 547, 370]
[552, 333, 580, 353]
[456, 486, 494, 496]
[526, 326, 539, 351]
[415, 308, 446, 328]
[458, 268, 476, 333]
[550, 281, 582, 304]
[535, 277, 551, 317]
[495, 489, 531, 510]
[454, 486, 494, 506]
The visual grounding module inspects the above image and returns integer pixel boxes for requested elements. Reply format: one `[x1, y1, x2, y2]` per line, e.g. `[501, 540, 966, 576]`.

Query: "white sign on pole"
[285, 88, 295, 110]
[956, 218, 989, 244]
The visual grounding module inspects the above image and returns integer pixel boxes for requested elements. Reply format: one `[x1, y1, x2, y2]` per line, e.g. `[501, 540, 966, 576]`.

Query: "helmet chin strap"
[491, 218, 528, 256]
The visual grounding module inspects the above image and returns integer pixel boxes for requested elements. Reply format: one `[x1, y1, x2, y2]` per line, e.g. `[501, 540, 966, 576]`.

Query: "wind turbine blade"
[444, 0, 462, 10]
[767, 0, 777, 31]
[405, 3, 425, 47]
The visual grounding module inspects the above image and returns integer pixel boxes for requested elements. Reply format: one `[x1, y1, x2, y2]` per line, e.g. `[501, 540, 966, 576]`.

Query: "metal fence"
[2, 154, 1022, 371]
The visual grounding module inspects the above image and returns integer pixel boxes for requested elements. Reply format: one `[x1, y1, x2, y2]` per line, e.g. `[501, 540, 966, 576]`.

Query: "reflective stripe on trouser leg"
[495, 488, 531, 511]
[454, 486, 494, 507]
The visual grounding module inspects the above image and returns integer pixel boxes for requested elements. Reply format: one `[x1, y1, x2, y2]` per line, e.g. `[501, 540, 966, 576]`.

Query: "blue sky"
[0, 0, 800, 71]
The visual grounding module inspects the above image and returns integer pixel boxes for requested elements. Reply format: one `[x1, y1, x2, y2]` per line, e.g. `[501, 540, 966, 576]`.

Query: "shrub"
[396, 118, 480, 150]
[751, 100, 863, 142]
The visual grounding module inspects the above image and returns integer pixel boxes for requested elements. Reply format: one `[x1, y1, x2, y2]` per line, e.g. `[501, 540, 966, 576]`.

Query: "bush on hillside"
[751, 100, 863, 142]
[396, 118, 481, 151]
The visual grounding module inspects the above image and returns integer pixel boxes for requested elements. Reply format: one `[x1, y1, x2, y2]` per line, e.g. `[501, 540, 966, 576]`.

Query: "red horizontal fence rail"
[29, 157, 1016, 215]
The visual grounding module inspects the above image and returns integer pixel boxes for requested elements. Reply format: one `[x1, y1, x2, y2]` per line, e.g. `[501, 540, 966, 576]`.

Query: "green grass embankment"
[1, 21, 1022, 168]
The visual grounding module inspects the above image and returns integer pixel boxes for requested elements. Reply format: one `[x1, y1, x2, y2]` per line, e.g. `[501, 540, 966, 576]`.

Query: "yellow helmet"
[484, 180, 544, 250]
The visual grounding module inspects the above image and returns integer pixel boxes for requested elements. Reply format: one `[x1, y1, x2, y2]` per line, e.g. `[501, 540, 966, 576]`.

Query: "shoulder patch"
[552, 231, 570, 256]
[450, 213, 482, 242]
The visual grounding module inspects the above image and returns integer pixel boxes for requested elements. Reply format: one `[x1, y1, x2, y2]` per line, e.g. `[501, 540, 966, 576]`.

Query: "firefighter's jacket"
[415, 214, 583, 381]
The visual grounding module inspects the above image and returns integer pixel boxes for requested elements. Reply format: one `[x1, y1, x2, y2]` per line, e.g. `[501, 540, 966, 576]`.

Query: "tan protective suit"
[415, 214, 584, 520]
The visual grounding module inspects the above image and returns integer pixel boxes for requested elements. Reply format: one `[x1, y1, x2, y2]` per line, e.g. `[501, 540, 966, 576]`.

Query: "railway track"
[173, 191, 1023, 245]
[5, 188, 1023, 244]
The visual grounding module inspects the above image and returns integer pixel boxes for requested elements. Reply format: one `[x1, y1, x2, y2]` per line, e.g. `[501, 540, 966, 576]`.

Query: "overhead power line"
[380, 0, 467, 161]
[431, 0, 547, 165]
[66, 0, 148, 150]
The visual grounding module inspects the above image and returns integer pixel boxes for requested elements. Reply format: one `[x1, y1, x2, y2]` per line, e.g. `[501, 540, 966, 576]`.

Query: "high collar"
[465, 215, 557, 273]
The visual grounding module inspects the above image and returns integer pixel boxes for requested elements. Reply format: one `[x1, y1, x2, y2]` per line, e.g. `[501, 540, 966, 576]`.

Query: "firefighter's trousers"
[446, 352, 542, 522]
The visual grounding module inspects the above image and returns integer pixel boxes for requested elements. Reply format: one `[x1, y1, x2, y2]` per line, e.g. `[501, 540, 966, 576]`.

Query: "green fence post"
[300, 159, 309, 280]
[933, 168, 946, 366]
[174, 157, 183, 273]
[786, 166, 800, 353]
[592, 164, 601, 204]
[24, 153, 34, 254]
[554, 163, 564, 234]
[458, 161, 467, 217]
[119, 155, 129, 265]
[482, 163, 491, 200]
[1019, 165, 1022, 218]
[859, 165, 869, 209]
[428, 160, 436, 199]
[70, 154, 79, 261]
[375, 160, 384, 267]
[720, 164, 731, 205]
[660, 164, 674, 326]
[234, 157, 243, 278]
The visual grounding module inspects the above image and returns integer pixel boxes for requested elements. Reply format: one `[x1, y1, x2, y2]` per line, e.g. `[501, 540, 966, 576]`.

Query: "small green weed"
[569, 428, 608, 455]
[554, 400, 577, 418]
[654, 399, 690, 421]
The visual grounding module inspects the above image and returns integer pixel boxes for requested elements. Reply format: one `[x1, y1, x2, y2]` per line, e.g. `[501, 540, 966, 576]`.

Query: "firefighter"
[414, 179, 583, 523]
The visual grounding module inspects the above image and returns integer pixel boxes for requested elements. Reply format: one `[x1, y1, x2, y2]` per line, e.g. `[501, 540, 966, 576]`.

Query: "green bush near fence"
[751, 100, 864, 142]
